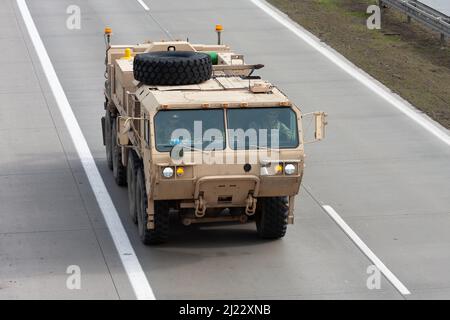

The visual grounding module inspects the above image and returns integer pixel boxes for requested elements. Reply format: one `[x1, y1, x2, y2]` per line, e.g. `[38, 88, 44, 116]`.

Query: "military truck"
[101, 26, 327, 244]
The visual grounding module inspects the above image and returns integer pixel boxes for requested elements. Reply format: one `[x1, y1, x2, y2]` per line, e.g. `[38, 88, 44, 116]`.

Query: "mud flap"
[288, 195, 295, 224]
[101, 116, 106, 146]
[146, 199, 155, 230]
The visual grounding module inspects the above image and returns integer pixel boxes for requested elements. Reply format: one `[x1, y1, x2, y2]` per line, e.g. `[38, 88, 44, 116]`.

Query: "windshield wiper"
[158, 144, 177, 149]
[169, 142, 215, 160]
[177, 141, 225, 152]
[179, 145, 205, 153]
[246, 144, 272, 150]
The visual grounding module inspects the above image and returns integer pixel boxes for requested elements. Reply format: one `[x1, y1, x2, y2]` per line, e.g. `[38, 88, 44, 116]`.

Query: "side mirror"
[303, 111, 328, 144]
[314, 111, 327, 141]
[116, 116, 130, 146]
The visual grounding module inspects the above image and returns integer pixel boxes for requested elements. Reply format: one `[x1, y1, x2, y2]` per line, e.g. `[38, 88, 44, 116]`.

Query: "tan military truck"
[101, 27, 327, 244]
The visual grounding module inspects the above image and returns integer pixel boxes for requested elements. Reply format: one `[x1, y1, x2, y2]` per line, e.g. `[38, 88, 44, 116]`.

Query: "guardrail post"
[378, 0, 384, 26]
[382, 0, 450, 46]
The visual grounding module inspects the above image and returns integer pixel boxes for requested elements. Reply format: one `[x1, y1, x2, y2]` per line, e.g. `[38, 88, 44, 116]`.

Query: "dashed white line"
[251, 0, 450, 147]
[322, 205, 411, 296]
[253, 0, 416, 297]
[16, 0, 155, 300]
[137, 0, 150, 11]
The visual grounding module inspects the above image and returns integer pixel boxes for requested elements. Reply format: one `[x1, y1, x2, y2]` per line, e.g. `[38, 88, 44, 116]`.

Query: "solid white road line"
[137, 0, 150, 11]
[251, 0, 450, 147]
[16, 0, 155, 300]
[322, 205, 411, 296]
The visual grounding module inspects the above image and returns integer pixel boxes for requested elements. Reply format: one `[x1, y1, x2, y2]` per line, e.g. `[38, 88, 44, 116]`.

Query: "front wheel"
[136, 169, 170, 245]
[255, 197, 288, 239]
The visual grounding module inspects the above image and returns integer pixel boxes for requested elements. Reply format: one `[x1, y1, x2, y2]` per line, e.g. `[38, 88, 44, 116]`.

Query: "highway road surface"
[0, 0, 449, 299]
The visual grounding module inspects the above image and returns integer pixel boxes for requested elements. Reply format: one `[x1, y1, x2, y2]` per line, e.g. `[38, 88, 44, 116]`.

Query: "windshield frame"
[153, 108, 227, 152]
[226, 107, 300, 150]
[153, 106, 301, 152]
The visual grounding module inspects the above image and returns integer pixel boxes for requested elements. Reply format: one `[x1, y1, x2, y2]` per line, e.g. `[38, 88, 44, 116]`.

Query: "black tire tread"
[133, 51, 212, 86]
[256, 197, 288, 239]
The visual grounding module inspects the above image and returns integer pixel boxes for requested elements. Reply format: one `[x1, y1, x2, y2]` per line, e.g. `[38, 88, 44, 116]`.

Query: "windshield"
[154, 109, 226, 152]
[227, 107, 299, 149]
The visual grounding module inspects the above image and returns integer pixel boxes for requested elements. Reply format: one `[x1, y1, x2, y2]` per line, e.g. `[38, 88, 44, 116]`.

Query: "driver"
[256, 109, 295, 142]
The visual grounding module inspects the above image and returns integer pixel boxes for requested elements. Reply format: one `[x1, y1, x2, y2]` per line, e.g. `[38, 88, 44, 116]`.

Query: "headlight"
[284, 164, 296, 175]
[162, 167, 174, 178]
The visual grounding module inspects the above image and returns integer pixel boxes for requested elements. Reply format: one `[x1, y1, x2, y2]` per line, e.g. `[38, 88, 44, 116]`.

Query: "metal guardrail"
[380, 0, 450, 40]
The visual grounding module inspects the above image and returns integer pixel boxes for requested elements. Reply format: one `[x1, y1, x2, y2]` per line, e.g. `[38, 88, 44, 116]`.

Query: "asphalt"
[0, 0, 449, 299]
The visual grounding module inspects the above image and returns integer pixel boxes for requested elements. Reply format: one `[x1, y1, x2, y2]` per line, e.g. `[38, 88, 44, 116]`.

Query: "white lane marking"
[136, 0, 150, 11]
[322, 205, 411, 296]
[16, 0, 155, 300]
[251, 0, 450, 147]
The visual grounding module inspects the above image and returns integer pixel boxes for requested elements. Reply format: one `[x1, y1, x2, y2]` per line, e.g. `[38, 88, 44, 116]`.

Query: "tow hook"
[194, 195, 206, 218]
[245, 194, 257, 216]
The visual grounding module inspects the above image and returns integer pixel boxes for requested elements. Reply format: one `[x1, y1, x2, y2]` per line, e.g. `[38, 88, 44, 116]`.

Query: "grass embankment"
[268, 0, 450, 128]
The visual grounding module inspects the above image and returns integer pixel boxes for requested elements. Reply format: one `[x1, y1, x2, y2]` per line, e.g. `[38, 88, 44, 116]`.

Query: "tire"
[112, 119, 127, 186]
[255, 197, 288, 239]
[104, 110, 113, 170]
[136, 169, 170, 245]
[127, 150, 140, 224]
[133, 51, 212, 86]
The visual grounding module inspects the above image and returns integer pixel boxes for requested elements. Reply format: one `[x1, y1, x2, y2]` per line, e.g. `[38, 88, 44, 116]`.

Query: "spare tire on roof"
[133, 51, 212, 86]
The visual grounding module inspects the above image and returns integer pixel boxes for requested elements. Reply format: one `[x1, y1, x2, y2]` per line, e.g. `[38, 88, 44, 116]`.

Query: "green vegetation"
[268, 0, 450, 128]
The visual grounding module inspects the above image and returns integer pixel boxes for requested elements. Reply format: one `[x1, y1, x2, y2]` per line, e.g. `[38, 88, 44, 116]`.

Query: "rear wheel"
[112, 119, 127, 186]
[255, 197, 288, 239]
[127, 150, 140, 224]
[136, 168, 170, 245]
[104, 110, 113, 170]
